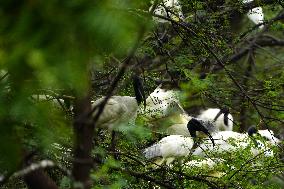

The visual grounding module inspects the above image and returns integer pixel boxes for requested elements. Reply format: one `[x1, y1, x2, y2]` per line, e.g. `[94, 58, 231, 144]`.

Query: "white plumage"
[197, 108, 233, 131]
[193, 131, 247, 157]
[139, 86, 216, 137]
[250, 128, 281, 145]
[92, 96, 139, 130]
[143, 135, 194, 165]
[138, 85, 220, 138]
[243, 0, 264, 28]
[251, 140, 274, 157]
[184, 158, 242, 180]
[193, 131, 274, 157]
[143, 118, 215, 165]
[259, 130, 281, 145]
[150, 0, 184, 23]
[91, 75, 145, 131]
[138, 85, 187, 131]
[138, 85, 182, 120]
[139, 86, 215, 136]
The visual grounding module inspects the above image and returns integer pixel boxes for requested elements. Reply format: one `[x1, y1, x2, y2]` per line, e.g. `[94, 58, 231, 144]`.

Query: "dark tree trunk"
[72, 94, 94, 189]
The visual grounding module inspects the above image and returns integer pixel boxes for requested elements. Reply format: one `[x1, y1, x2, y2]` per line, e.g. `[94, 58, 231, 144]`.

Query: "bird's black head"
[247, 126, 261, 147]
[132, 75, 146, 110]
[187, 118, 215, 146]
[247, 126, 258, 137]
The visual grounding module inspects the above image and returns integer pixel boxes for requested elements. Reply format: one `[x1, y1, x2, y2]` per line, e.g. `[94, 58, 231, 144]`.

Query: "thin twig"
[90, 27, 146, 126]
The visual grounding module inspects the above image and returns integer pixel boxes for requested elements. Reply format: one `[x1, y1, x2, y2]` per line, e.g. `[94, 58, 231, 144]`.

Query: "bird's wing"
[158, 135, 193, 157]
[92, 97, 126, 128]
[143, 143, 162, 159]
[193, 132, 251, 157]
[143, 135, 193, 159]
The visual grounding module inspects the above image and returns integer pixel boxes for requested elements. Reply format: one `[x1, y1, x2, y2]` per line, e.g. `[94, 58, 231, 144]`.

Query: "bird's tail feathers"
[143, 144, 162, 159]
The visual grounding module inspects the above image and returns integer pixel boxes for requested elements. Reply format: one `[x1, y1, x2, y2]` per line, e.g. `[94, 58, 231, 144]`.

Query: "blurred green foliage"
[0, 0, 283, 189]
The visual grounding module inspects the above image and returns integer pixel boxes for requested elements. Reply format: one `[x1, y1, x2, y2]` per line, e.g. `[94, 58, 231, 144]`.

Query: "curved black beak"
[132, 75, 146, 110]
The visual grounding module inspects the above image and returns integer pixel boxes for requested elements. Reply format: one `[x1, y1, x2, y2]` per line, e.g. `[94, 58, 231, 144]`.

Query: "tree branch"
[90, 27, 146, 125]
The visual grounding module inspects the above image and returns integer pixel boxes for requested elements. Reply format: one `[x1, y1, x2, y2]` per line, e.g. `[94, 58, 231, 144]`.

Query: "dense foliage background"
[0, 0, 283, 188]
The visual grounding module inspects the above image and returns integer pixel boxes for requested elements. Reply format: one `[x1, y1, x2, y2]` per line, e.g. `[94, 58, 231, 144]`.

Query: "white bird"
[92, 96, 139, 130]
[143, 135, 194, 165]
[138, 85, 185, 129]
[243, 0, 264, 28]
[139, 84, 181, 119]
[247, 126, 281, 145]
[92, 75, 146, 130]
[258, 130, 281, 145]
[143, 118, 215, 166]
[150, 0, 184, 23]
[193, 130, 274, 158]
[138, 85, 218, 137]
[197, 108, 233, 131]
[138, 85, 218, 138]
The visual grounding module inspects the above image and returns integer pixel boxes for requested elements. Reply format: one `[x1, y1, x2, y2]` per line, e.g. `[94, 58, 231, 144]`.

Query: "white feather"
[139, 86, 182, 119]
[92, 96, 139, 130]
[139, 86, 216, 136]
[150, 0, 184, 23]
[247, 7, 264, 28]
[243, 0, 264, 28]
[197, 108, 233, 131]
[193, 131, 273, 157]
[255, 129, 281, 145]
[138, 86, 189, 130]
[143, 135, 194, 165]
